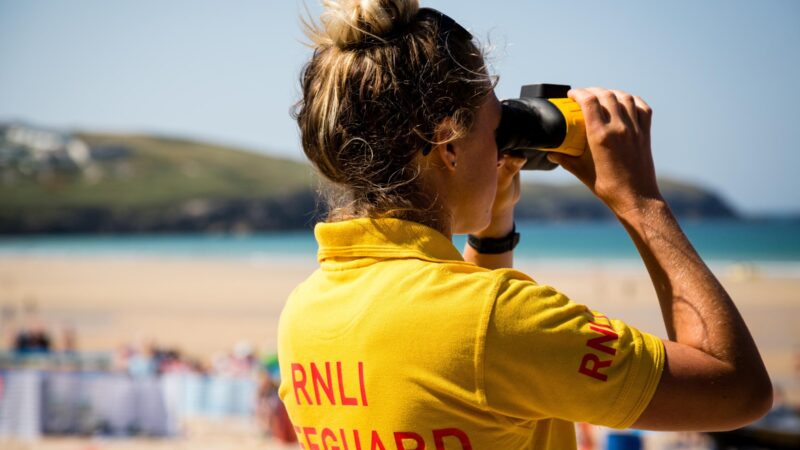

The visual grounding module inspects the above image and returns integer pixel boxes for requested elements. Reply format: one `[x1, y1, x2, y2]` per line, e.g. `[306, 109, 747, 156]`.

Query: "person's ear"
[432, 118, 458, 171]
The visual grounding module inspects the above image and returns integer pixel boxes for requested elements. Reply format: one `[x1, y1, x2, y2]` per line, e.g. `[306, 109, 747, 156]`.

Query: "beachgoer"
[277, 1, 772, 448]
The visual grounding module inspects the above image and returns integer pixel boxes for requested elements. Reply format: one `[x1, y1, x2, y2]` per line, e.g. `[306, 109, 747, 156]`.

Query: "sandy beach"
[0, 253, 798, 449]
[1, 254, 316, 358]
[1, 254, 798, 400]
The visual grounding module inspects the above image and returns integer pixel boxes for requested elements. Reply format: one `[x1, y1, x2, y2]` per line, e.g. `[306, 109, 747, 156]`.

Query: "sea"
[2, 219, 800, 276]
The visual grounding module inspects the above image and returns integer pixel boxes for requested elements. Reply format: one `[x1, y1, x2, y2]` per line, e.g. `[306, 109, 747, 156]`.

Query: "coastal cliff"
[0, 123, 739, 234]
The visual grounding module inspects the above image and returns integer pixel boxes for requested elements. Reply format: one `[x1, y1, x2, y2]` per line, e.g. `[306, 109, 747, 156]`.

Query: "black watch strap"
[467, 223, 520, 254]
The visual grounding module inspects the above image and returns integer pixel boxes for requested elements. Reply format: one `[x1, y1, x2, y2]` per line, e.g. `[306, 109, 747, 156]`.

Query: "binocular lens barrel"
[496, 84, 587, 171]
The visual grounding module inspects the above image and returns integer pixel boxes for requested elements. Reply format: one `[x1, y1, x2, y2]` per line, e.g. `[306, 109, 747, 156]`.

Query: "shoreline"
[2, 218, 798, 274]
[2, 250, 799, 280]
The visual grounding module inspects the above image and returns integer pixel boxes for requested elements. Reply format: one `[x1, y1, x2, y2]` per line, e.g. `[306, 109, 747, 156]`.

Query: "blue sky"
[1, 0, 798, 214]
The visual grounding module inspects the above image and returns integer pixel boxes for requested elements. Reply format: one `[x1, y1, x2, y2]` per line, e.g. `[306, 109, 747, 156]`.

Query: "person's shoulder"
[432, 262, 532, 288]
[436, 262, 532, 280]
[487, 268, 579, 316]
[435, 264, 566, 303]
[491, 267, 537, 284]
[486, 267, 562, 298]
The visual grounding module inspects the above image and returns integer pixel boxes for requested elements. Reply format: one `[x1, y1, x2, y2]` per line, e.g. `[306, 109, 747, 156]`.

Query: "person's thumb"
[499, 154, 526, 171]
[546, 152, 561, 165]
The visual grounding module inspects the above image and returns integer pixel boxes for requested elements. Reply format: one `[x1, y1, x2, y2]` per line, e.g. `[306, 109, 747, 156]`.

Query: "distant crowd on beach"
[1, 300, 74, 356]
[0, 300, 296, 442]
[2, 298, 798, 447]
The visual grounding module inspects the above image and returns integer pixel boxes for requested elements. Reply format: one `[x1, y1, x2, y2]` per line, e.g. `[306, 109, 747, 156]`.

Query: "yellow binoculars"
[496, 84, 586, 171]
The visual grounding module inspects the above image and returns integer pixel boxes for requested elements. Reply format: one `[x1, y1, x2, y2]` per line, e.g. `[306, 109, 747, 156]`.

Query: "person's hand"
[473, 153, 526, 238]
[546, 87, 663, 215]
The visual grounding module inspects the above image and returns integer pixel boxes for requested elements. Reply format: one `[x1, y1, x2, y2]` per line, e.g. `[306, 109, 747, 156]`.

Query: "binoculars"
[496, 84, 586, 171]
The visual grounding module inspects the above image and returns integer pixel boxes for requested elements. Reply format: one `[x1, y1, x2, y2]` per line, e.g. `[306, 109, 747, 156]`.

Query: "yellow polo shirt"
[278, 218, 664, 450]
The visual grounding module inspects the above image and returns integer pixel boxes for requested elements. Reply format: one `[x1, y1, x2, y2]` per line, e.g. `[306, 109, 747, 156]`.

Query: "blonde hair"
[295, 0, 493, 228]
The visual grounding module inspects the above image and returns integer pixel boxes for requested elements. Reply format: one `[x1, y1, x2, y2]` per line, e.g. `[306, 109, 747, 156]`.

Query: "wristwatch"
[467, 223, 520, 254]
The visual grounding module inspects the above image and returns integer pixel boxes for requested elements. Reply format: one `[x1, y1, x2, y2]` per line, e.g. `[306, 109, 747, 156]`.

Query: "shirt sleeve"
[480, 271, 665, 429]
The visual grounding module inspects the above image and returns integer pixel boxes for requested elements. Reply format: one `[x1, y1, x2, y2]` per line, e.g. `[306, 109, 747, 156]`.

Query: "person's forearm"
[615, 198, 767, 374]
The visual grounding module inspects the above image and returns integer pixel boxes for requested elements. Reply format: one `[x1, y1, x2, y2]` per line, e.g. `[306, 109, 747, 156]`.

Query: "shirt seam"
[318, 245, 465, 263]
[604, 329, 664, 429]
[601, 327, 644, 427]
[612, 332, 665, 428]
[474, 272, 499, 409]
[475, 272, 537, 430]
[318, 255, 481, 272]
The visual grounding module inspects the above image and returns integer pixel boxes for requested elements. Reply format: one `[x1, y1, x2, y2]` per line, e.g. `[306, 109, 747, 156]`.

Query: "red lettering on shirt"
[358, 361, 369, 406]
[577, 314, 620, 381]
[291, 361, 368, 406]
[292, 363, 313, 405]
[371, 430, 387, 450]
[312, 362, 336, 405]
[289, 426, 474, 450]
[394, 431, 425, 450]
[337, 361, 359, 406]
[336, 428, 351, 450]
[433, 428, 473, 450]
[336, 429, 349, 450]
[304, 426, 321, 450]
[321, 427, 339, 450]
[578, 353, 612, 381]
[349, 429, 362, 450]
[586, 324, 619, 356]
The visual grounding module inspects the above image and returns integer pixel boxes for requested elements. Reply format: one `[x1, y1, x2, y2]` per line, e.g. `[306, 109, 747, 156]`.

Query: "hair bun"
[316, 0, 420, 48]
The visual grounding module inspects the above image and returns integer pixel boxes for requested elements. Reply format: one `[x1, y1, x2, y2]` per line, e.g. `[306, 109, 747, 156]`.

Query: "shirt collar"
[315, 217, 464, 263]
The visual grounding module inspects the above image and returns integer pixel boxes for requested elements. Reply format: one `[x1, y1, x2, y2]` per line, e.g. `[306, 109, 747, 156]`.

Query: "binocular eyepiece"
[496, 84, 587, 171]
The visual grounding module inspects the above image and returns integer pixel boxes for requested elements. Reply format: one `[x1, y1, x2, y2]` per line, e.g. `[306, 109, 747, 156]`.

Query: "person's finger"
[547, 151, 578, 173]
[546, 152, 561, 165]
[511, 170, 522, 202]
[611, 89, 639, 133]
[499, 154, 526, 174]
[633, 95, 653, 131]
[568, 88, 609, 124]
[584, 87, 623, 126]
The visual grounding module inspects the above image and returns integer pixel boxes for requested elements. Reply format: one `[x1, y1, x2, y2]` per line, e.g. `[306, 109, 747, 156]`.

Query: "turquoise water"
[1, 219, 799, 265]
